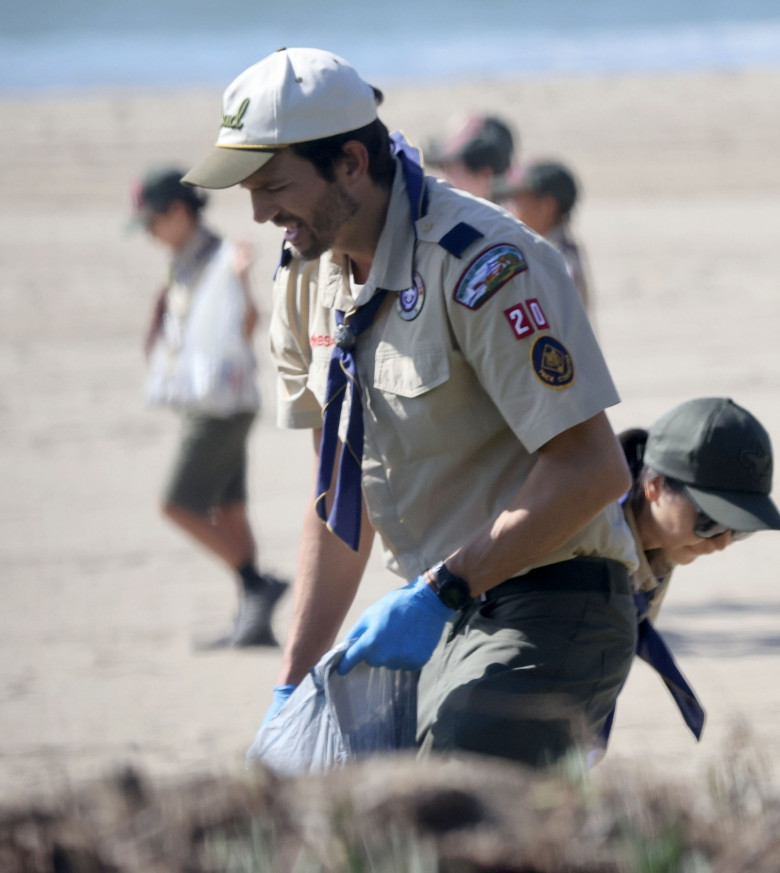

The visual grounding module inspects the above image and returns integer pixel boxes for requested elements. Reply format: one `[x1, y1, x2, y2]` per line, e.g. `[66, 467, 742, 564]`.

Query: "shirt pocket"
[373, 345, 450, 398]
[306, 345, 334, 408]
[371, 344, 491, 462]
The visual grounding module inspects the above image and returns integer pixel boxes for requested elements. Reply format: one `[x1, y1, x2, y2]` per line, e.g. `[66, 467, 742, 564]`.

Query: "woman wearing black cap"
[596, 396, 780, 760]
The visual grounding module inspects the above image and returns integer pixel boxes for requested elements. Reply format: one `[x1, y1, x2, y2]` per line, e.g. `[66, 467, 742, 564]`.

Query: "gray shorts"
[163, 412, 256, 515]
[416, 558, 637, 768]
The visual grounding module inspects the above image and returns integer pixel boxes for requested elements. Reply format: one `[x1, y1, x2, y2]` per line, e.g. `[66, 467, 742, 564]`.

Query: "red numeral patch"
[526, 298, 549, 329]
[504, 303, 535, 340]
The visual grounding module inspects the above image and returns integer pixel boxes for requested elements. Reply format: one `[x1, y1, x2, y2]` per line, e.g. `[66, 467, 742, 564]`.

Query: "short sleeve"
[443, 231, 619, 453]
[269, 259, 323, 430]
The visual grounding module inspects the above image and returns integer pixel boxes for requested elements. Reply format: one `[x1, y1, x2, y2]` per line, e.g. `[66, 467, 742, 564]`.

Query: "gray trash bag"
[246, 641, 419, 776]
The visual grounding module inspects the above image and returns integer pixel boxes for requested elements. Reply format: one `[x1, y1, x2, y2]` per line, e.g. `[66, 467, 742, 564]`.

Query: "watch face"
[438, 573, 472, 610]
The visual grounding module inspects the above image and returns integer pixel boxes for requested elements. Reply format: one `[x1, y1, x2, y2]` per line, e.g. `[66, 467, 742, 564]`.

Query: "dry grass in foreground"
[0, 732, 777, 873]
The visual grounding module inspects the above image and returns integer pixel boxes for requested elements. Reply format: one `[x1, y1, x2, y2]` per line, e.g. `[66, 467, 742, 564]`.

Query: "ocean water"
[2, 0, 780, 93]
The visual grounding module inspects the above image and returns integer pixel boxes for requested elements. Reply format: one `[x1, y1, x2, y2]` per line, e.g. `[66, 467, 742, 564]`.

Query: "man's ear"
[338, 141, 370, 182]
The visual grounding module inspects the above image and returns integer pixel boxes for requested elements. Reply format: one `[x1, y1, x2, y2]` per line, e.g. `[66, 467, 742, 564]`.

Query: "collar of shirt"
[622, 500, 674, 590]
[317, 156, 416, 312]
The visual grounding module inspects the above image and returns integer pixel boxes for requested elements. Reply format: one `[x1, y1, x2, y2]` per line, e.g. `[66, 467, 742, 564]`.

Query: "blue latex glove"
[337, 575, 455, 675]
[262, 684, 296, 725]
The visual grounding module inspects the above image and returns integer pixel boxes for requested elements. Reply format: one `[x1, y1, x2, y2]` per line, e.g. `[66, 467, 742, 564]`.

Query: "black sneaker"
[230, 575, 289, 647]
[193, 575, 289, 651]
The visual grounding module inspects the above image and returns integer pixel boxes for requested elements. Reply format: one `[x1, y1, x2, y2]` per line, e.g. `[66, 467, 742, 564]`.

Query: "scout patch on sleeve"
[530, 335, 575, 388]
[504, 303, 534, 339]
[454, 244, 528, 310]
[504, 298, 551, 340]
[525, 298, 549, 329]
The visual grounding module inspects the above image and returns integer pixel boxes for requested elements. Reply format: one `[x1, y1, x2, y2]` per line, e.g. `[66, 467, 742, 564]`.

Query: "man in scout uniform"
[183, 47, 639, 766]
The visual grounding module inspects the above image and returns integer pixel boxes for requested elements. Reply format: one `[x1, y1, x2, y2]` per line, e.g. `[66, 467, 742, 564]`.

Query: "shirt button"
[422, 220, 433, 232]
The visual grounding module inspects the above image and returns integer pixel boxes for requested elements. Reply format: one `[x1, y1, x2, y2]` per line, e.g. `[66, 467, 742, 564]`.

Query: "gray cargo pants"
[416, 557, 637, 768]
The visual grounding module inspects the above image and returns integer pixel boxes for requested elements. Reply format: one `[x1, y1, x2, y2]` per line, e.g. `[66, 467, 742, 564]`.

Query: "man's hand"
[337, 575, 455, 675]
[262, 684, 296, 725]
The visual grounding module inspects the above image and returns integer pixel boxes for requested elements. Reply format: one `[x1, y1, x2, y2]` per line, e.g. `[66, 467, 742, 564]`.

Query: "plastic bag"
[246, 641, 419, 776]
[144, 240, 260, 417]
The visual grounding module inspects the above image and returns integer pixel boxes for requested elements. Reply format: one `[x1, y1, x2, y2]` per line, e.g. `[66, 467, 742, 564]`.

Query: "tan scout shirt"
[270, 157, 638, 580]
[622, 499, 674, 624]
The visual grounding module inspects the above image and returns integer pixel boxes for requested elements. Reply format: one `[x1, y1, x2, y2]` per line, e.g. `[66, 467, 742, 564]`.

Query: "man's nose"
[250, 190, 277, 224]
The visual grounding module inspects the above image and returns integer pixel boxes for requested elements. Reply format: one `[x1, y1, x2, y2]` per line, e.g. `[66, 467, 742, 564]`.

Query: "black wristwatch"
[430, 561, 473, 610]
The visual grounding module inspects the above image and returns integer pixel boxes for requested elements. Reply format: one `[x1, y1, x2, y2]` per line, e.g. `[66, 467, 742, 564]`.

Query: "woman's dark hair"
[619, 427, 653, 512]
[659, 475, 687, 495]
[620, 427, 687, 513]
[618, 428, 649, 481]
[289, 88, 395, 190]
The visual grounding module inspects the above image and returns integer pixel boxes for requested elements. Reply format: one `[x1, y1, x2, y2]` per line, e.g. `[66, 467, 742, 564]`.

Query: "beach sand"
[1, 66, 779, 804]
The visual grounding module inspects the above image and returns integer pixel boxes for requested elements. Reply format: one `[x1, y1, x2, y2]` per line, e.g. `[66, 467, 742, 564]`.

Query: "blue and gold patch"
[530, 335, 574, 388]
[454, 244, 528, 310]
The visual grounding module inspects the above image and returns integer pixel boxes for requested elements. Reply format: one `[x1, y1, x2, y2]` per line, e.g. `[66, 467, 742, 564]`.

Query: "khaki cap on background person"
[643, 397, 780, 533]
[182, 47, 378, 190]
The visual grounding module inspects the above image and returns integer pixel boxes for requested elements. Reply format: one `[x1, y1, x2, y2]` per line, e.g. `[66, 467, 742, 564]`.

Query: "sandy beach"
[1, 65, 779, 805]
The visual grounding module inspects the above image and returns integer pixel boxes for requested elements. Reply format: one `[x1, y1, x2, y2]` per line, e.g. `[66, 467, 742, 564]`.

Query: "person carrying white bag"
[132, 166, 288, 649]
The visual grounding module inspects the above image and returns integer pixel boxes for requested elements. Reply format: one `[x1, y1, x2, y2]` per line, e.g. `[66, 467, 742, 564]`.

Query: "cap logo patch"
[221, 98, 250, 130]
[454, 244, 527, 310]
[740, 442, 771, 486]
[398, 272, 425, 321]
[530, 335, 574, 388]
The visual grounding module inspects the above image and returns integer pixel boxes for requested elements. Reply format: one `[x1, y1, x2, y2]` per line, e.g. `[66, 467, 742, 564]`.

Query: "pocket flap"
[374, 346, 450, 398]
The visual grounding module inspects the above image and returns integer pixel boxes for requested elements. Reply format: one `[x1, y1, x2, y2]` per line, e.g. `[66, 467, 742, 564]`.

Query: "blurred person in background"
[132, 166, 288, 649]
[495, 159, 592, 314]
[426, 113, 516, 201]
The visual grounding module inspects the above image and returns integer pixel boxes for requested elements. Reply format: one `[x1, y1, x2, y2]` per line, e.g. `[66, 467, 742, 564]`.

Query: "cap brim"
[686, 484, 780, 533]
[181, 146, 279, 190]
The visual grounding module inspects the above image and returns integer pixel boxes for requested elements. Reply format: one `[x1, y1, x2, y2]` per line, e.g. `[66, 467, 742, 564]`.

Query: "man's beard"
[288, 183, 359, 261]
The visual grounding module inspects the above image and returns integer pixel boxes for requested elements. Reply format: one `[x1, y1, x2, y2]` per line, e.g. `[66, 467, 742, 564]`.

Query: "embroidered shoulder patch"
[530, 335, 575, 388]
[454, 244, 528, 310]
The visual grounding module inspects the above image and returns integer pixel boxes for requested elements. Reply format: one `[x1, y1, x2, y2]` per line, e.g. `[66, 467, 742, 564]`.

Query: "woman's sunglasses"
[679, 485, 754, 541]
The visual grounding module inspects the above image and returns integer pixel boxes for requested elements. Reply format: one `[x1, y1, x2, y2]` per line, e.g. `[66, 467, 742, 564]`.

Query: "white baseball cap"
[182, 47, 378, 190]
